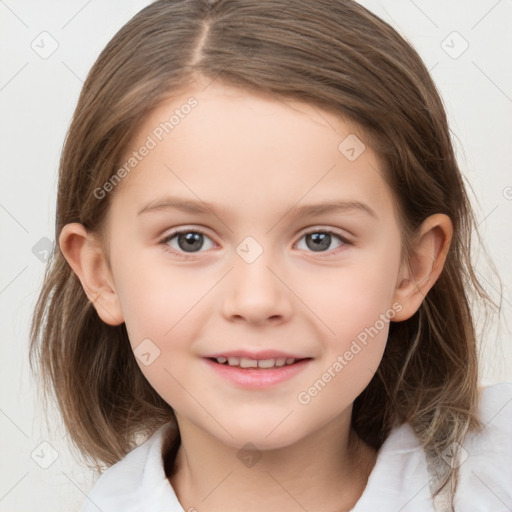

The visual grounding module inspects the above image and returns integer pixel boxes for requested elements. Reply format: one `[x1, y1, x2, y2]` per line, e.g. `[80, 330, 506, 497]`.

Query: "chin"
[208, 416, 308, 452]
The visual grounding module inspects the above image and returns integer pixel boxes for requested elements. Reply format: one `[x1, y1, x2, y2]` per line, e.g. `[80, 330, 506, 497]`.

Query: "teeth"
[240, 357, 258, 368]
[258, 359, 276, 368]
[215, 356, 297, 368]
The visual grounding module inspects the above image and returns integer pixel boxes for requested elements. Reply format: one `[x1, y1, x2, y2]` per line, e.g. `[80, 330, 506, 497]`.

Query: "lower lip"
[203, 358, 311, 388]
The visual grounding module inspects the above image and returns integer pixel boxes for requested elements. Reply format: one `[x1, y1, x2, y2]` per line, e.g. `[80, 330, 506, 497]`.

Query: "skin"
[60, 77, 452, 512]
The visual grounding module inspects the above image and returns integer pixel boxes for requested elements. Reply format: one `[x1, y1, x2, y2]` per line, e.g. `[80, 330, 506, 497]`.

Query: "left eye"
[161, 230, 215, 254]
[295, 231, 348, 253]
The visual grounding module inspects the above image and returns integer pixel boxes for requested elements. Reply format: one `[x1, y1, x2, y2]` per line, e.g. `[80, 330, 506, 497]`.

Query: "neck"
[167, 410, 377, 512]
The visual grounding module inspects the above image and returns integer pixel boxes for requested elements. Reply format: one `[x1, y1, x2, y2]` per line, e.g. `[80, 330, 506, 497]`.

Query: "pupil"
[307, 233, 330, 251]
[178, 232, 203, 252]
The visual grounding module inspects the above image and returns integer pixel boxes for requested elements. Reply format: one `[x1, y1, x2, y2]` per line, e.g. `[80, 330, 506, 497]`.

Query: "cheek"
[295, 268, 397, 418]
[112, 247, 208, 346]
[306, 255, 400, 343]
[112, 257, 208, 414]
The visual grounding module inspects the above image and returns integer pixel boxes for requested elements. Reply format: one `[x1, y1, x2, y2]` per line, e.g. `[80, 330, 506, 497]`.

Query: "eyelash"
[158, 227, 353, 260]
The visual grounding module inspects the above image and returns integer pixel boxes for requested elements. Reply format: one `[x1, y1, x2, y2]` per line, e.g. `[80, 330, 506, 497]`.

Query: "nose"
[221, 247, 293, 326]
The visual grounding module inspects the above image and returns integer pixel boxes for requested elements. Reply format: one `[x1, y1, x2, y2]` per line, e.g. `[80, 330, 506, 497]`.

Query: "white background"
[1, 1, 511, 510]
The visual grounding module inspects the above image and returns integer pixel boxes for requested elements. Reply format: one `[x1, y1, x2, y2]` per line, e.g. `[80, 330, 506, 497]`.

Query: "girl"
[30, 0, 511, 511]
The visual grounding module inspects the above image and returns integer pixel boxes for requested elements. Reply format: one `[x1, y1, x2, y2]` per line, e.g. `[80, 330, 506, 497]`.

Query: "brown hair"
[30, 0, 492, 506]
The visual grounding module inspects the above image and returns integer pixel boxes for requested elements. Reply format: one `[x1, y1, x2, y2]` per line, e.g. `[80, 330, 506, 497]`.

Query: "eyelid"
[157, 226, 216, 259]
[295, 225, 354, 245]
[158, 226, 216, 246]
[158, 225, 354, 259]
[293, 227, 353, 255]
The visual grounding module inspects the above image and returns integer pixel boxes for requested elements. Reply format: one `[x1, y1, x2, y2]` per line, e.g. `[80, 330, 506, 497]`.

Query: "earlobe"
[59, 223, 124, 326]
[392, 214, 453, 322]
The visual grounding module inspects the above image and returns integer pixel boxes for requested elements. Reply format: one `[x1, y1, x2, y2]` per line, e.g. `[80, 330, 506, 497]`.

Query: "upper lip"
[204, 350, 310, 360]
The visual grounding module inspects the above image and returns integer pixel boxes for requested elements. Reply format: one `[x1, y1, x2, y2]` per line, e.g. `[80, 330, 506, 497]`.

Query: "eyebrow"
[137, 196, 376, 219]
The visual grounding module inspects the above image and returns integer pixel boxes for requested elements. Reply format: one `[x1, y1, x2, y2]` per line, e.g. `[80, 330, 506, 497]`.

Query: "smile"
[213, 356, 299, 369]
[204, 354, 312, 388]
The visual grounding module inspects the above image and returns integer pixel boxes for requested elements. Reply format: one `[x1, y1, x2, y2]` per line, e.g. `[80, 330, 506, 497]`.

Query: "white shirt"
[81, 382, 511, 512]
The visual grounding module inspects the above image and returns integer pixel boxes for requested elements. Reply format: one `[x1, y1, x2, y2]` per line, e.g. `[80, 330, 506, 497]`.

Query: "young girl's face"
[103, 79, 405, 450]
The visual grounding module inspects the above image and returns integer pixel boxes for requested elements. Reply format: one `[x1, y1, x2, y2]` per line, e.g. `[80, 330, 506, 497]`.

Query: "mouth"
[203, 352, 312, 388]
[208, 356, 308, 369]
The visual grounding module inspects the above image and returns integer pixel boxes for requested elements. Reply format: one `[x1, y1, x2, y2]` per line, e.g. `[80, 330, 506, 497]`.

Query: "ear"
[392, 214, 453, 322]
[59, 223, 124, 326]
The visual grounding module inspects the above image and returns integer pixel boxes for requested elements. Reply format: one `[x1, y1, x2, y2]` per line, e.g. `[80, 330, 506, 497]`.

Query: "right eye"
[159, 228, 216, 257]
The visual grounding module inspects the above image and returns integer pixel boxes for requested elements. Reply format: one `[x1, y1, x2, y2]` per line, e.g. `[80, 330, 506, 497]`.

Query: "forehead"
[112, 81, 394, 223]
